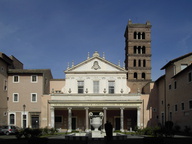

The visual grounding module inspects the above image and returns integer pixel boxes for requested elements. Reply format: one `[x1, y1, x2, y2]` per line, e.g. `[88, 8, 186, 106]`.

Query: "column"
[85, 107, 89, 132]
[103, 107, 107, 131]
[120, 107, 124, 132]
[50, 107, 55, 128]
[137, 107, 141, 128]
[68, 107, 72, 132]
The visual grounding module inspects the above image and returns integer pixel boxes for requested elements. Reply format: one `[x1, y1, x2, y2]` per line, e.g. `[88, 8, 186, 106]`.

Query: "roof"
[8, 69, 52, 74]
[161, 52, 192, 70]
[0, 52, 13, 65]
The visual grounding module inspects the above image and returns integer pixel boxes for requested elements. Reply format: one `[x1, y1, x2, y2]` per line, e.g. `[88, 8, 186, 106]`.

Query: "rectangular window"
[108, 81, 115, 94]
[188, 72, 192, 82]
[181, 102, 185, 111]
[31, 93, 37, 102]
[175, 104, 178, 112]
[13, 75, 19, 83]
[161, 113, 164, 125]
[10, 114, 15, 125]
[4, 80, 7, 91]
[13, 93, 19, 102]
[78, 81, 84, 94]
[93, 81, 99, 93]
[31, 75, 38, 83]
[189, 100, 192, 109]
[169, 84, 171, 90]
[174, 81, 177, 89]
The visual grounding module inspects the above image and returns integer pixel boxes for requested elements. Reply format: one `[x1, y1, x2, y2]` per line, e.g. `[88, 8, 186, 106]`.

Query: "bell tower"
[124, 20, 152, 93]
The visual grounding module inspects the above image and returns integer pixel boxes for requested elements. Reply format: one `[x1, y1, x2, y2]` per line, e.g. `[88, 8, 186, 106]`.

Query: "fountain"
[89, 112, 105, 138]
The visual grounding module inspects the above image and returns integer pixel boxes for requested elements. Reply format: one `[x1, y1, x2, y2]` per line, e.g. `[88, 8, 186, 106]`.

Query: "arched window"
[142, 73, 146, 79]
[142, 32, 145, 39]
[138, 59, 141, 67]
[134, 72, 138, 79]
[142, 46, 146, 54]
[138, 46, 141, 54]
[138, 32, 141, 39]
[133, 59, 136, 67]
[134, 46, 137, 54]
[10, 114, 15, 124]
[134, 32, 137, 39]
[143, 60, 146, 67]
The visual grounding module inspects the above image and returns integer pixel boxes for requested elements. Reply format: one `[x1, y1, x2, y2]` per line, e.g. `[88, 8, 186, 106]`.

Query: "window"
[93, 81, 99, 93]
[108, 81, 115, 94]
[138, 46, 141, 54]
[175, 104, 178, 112]
[138, 59, 141, 67]
[134, 72, 138, 79]
[133, 59, 136, 67]
[134, 32, 137, 39]
[10, 114, 15, 124]
[143, 60, 146, 67]
[189, 100, 192, 109]
[31, 93, 37, 102]
[181, 64, 188, 70]
[142, 73, 146, 79]
[142, 32, 145, 39]
[13, 75, 19, 83]
[78, 81, 84, 94]
[134, 46, 137, 54]
[4, 80, 7, 91]
[174, 81, 177, 89]
[169, 84, 172, 90]
[13, 93, 19, 102]
[161, 113, 164, 125]
[188, 72, 192, 82]
[142, 46, 146, 54]
[1, 66, 4, 72]
[55, 116, 63, 123]
[31, 75, 38, 83]
[181, 102, 185, 111]
[138, 32, 141, 39]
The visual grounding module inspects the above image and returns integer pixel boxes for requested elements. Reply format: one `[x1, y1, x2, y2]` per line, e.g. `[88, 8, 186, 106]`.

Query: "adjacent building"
[151, 53, 192, 129]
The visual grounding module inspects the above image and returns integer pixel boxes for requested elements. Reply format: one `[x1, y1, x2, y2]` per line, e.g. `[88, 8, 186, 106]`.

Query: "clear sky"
[0, 0, 192, 80]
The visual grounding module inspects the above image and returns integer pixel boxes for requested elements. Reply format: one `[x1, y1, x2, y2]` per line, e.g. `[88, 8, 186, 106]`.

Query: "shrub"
[184, 126, 191, 133]
[174, 125, 181, 133]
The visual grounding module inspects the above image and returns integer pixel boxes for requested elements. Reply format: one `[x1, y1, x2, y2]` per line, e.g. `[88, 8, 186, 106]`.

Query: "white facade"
[49, 52, 144, 132]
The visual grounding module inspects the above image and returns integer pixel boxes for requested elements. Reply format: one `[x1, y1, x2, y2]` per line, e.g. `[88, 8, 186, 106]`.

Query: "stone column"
[85, 107, 89, 132]
[50, 107, 55, 128]
[137, 107, 141, 128]
[103, 107, 107, 131]
[68, 107, 72, 132]
[120, 107, 124, 132]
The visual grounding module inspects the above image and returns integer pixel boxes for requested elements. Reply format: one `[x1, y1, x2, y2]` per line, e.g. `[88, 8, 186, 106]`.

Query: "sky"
[0, 0, 192, 80]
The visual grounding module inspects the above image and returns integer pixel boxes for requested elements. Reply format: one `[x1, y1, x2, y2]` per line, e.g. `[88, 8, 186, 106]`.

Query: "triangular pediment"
[65, 52, 126, 73]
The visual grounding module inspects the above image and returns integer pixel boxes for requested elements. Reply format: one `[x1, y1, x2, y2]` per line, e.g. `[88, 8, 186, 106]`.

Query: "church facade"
[47, 51, 150, 132]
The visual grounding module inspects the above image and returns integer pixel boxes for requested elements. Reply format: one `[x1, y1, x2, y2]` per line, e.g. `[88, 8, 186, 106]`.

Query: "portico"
[48, 94, 143, 132]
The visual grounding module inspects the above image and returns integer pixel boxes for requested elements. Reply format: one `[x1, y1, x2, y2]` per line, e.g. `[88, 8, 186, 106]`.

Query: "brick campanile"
[124, 20, 152, 93]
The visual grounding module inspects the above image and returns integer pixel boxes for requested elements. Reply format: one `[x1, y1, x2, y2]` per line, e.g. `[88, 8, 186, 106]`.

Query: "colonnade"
[50, 106, 141, 132]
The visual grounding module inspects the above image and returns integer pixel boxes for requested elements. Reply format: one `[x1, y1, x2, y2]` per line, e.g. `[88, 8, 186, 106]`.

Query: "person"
[105, 121, 113, 141]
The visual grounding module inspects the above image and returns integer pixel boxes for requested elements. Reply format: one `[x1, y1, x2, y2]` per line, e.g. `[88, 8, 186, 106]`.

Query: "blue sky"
[0, 0, 192, 80]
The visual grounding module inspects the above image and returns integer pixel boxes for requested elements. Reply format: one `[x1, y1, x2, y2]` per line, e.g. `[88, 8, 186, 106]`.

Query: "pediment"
[65, 54, 126, 73]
